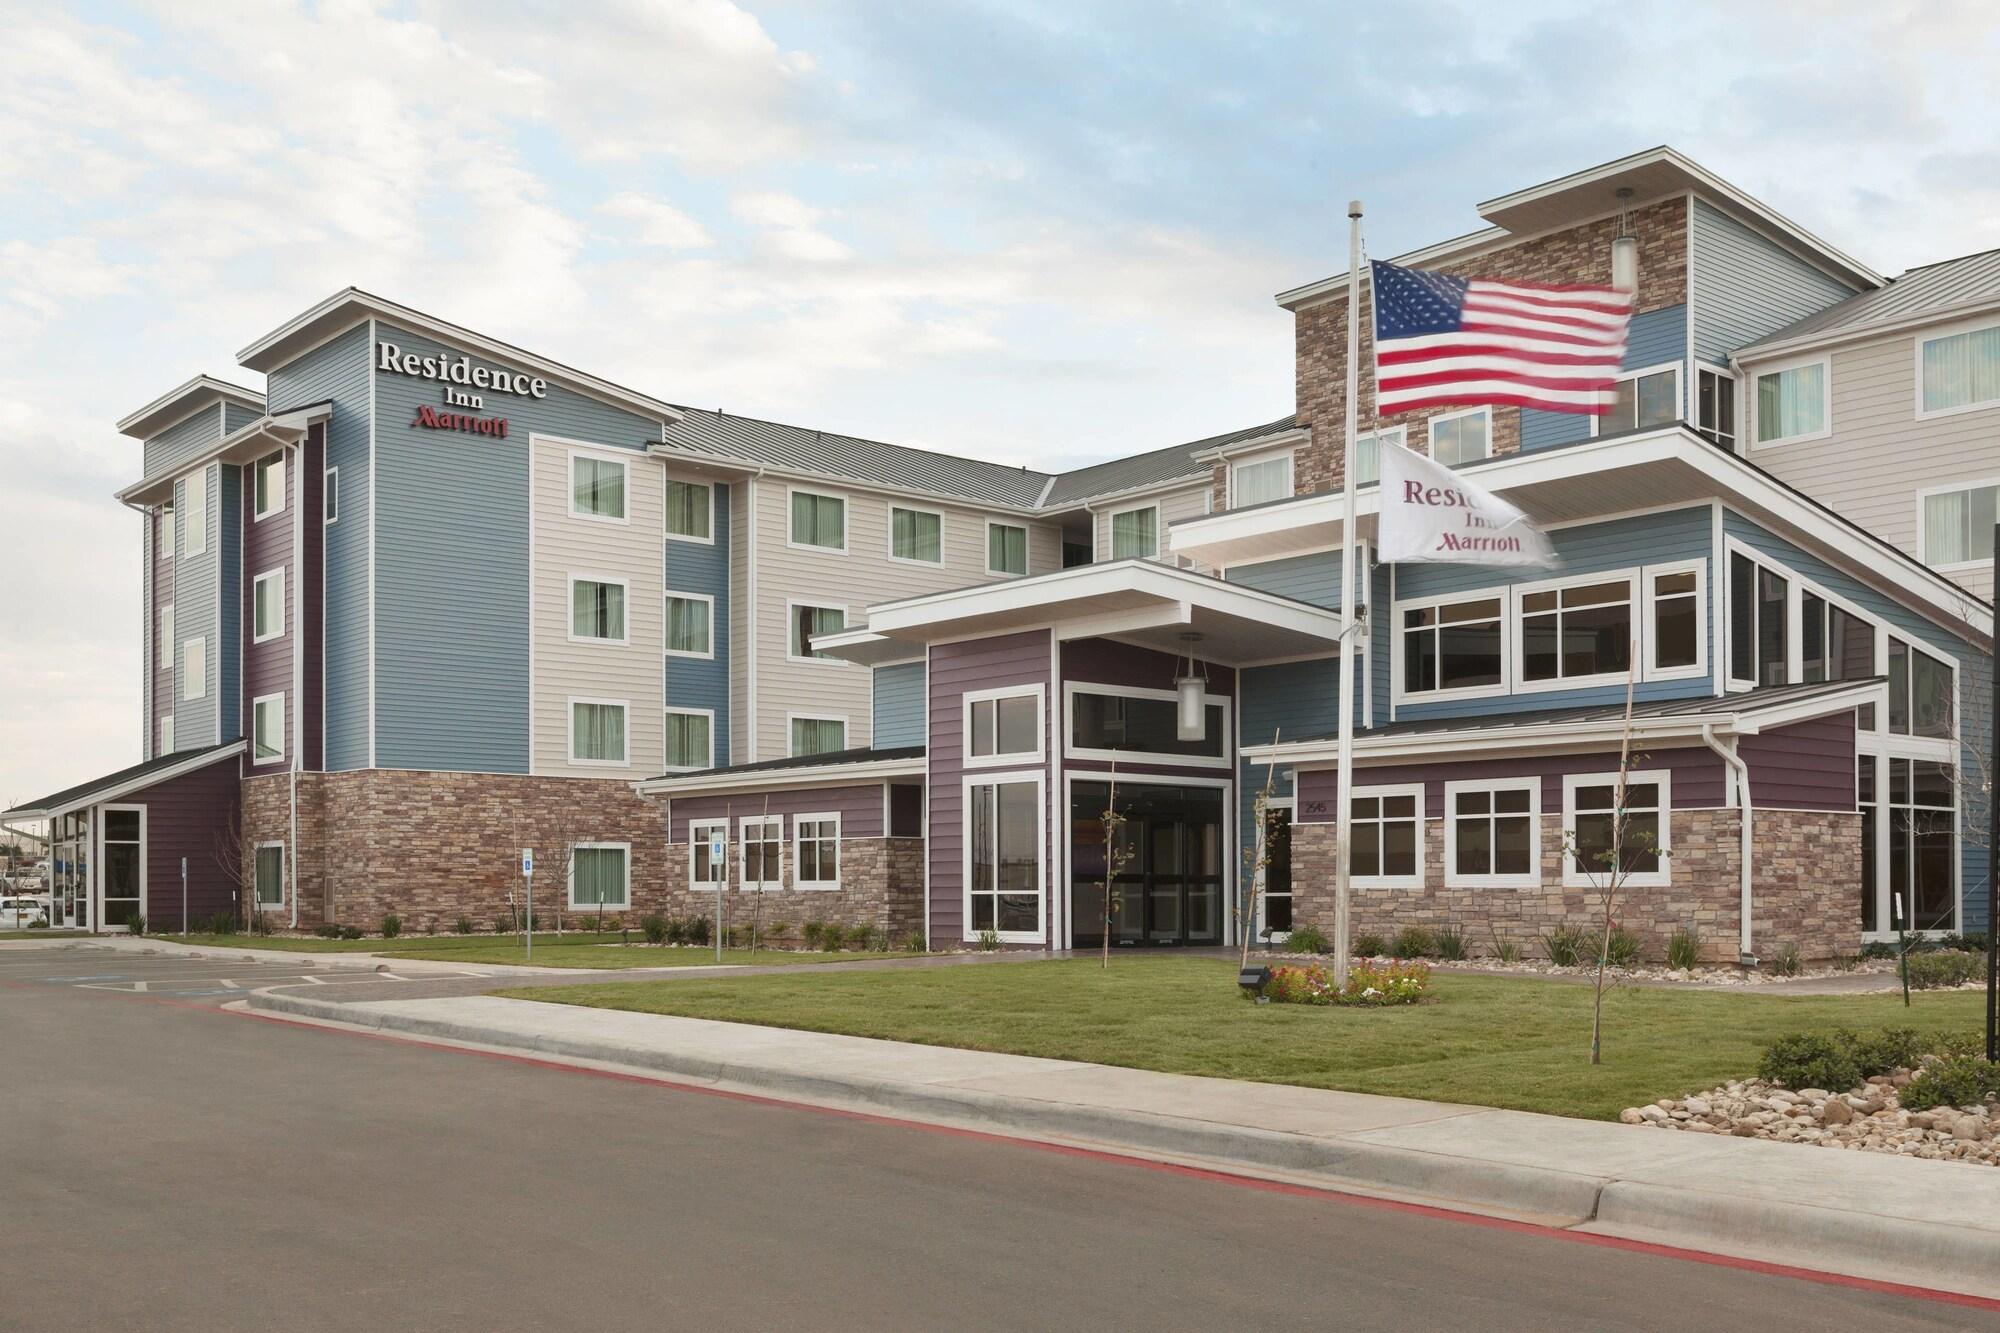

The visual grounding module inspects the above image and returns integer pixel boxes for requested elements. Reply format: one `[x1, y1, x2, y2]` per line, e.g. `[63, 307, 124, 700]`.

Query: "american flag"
[1370, 259, 1632, 416]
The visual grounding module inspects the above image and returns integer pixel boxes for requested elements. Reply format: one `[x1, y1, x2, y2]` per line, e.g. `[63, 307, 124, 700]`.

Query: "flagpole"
[1334, 199, 1363, 992]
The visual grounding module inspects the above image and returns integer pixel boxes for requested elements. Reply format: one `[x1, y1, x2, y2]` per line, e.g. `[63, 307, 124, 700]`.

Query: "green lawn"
[505, 956, 1988, 1120]
[154, 931, 915, 970]
[0, 929, 89, 940]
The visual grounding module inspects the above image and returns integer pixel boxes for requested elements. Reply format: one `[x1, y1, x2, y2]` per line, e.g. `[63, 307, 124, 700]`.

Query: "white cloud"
[598, 193, 714, 251]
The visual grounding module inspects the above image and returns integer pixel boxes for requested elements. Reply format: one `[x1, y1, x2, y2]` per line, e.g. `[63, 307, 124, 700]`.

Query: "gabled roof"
[1040, 417, 1295, 507]
[1735, 247, 2000, 360]
[116, 375, 266, 441]
[3, 740, 243, 822]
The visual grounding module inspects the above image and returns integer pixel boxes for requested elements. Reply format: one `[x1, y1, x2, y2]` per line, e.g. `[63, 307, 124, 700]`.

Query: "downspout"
[290, 437, 303, 929]
[1702, 723, 1754, 963]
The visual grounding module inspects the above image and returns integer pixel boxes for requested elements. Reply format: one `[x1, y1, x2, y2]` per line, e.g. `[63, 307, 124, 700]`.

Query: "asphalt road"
[2, 948, 1990, 1332]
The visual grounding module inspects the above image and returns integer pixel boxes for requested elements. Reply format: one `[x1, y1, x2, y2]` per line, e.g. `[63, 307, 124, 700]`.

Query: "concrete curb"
[86, 936, 597, 975]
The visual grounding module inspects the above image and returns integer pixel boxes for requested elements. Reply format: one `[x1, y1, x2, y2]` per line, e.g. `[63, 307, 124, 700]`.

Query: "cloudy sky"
[2, 0, 1997, 806]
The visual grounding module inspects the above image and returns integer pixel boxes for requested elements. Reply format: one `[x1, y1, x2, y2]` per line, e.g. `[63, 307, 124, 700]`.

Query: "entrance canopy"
[813, 558, 1346, 667]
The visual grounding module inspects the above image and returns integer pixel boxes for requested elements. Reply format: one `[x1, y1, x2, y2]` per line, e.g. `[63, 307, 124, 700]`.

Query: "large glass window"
[689, 820, 728, 889]
[665, 479, 711, 541]
[1755, 566, 1789, 687]
[571, 455, 627, 520]
[1448, 783, 1537, 884]
[789, 604, 845, 661]
[255, 843, 285, 908]
[664, 594, 712, 657]
[1110, 506, 1158, 560]
[1350, 789, 1420, 885]
[254, 451, 285, 520]
[252, 693, 284, 764]
[570, 845, 630, 909]
[1696, 368, 1736, 450]
[1888, 759, 1956, 931]
[1649, 569, 1701, 674]
[570, 700, 627, 764]
[663, 710, 712, 770]
[890, 506, 942, 563]
[1858, 757, 1878, 933]
[968, 778, 1041, 937]
[1520, 580, 1631, 684]
[987, 522, 1028, 576]
[1429, 408, 1489, 465]
[741, 816, 782, 890]
[1403, 597, 1503, 694]
[1566, 776, 1667, 885]
[1919, 323, 2000, 414]
[184, 467, 208, 556]
[1231, 453, 1291, 508]
[1754, 362, 1826, 443]
[1603, 367, 1678, 433]
[101, 808, 142, 928]
[795, 816, 840, 890]
[1728, 552, 1755, 683]
[253, 569, 284, 642]
[1921, 483, 1997, 567]
[790, 716, 846, 756]
[1069, 689, 1225, 761]
[1886, 639, 1954, 739]
[968, 690, 1040, 761]
[571, 578, 627, 642]
[1353, 426, 1405, 487]
[790, 490, 845, 550]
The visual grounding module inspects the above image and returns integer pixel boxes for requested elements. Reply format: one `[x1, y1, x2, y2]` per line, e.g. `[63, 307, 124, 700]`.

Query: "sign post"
[1988, 520, 1997, 1062]
[710, 830, 726, 963]
[521, 848, 534, 961]
[180, 857, 188, 935]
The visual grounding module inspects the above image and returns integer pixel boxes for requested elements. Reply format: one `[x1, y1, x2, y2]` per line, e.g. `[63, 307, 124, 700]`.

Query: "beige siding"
[1749, 327, 1999, 602]
[730, 479, 753, 763]
[530, 438, 666, 777]
[749, 481, 1060, 760]
[1092, 481, 1214, 571]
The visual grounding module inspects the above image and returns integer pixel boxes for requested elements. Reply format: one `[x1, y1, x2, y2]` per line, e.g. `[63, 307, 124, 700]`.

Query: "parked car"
[1, 896, 52, 929]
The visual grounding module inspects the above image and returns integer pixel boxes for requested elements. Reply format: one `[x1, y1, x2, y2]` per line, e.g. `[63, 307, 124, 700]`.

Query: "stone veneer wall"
[1290, 806, 1861, 962]
[661, 836, 924, 939]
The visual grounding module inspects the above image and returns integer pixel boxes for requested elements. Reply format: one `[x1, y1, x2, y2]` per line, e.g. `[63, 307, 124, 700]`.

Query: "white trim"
[116, 374, 266, 438]
[252, 568, 286, 644]
[98, 803, 147, 930]
[962, 683, 1046, 770]
[566, 696, 631, 768]
[785, 484, 849, 555]
[251, 692, 286, 766]
[1426, 404, 1493, 464]
[566, 573, 633, 646]
[661, 706, 716, 772]
[739, 814, 784, 892]
[1189, 425, 1313, 466]
[663, 474, 717, 545]
[1105, 501, 1161, 561]
[1228, 447, 1295, 509]
[1642, 559, 1708, 681]
[323, 466, 339, 525]
[1561, 770, 1673, 889]
[1443, 776, 1541, 889]
[662, 590, 715, 659]
[792, 812, 842, 891]
[1510, 568, 1640, 695]
[568, 842, 632, 911]
[786, 712, 849, 757]
[637, 755, 926, 798]
[1913, 312, 2000, 421]
[252, 449, 286, 522]
[961, 768, 1046, 944]
[785, 598, 852, 666]
[1591, 361, 1683, 437]
[1746, 354, 1833, 449]
[566, 446, 631, 525]
[253, 839, 287, 910]
[1061, 680, 1232, 770]
[985, 518, 1031, 578]
[1348, 783, 1425, 889]
[181, 635, 206, 702]
[1913, 475, 2000, 573]
[1391, 587, 1509, 705]
[886, 502, 946, 567]
[688, 818, 729, 892]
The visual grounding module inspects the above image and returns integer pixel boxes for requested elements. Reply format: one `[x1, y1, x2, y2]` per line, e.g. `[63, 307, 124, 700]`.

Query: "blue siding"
[1396, 505, 1715, 721]
[1519, 408, 1590, 451]
[1690, 199, 1858, 362]
[217, 464, 242, 740]
[1239, 657, 1343, 883]
[665, 481, 732, 765]
[373, 321, 664, 772]
[1227, 549, 1387, 729]
[1626, 303, 1686, 371]
[871, 660, 926, 748]
[269, 322, 372, 770]
[223, 402, 263, 435]
[143, 404, 222, 480]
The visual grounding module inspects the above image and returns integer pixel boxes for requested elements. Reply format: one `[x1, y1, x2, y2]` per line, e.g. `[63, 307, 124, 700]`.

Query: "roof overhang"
[1188, 425, 1312, 467]
[1169, 427, 1992, 645]
[3, 741, 245, 822]
[815, 558, 1346, 667]
[115, 403, 332, 507]
[237, 288, 683, 427]
[116, 375, 266, 440]
[1734, 292, 2000, 366]
[635, 754, 925, 798]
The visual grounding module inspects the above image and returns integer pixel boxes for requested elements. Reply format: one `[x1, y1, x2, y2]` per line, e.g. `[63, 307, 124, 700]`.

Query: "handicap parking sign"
[708, 830, 726, 868]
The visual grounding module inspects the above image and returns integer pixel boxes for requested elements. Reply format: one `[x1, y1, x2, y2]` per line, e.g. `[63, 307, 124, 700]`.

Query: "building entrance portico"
[1070, 779, 1226, 948]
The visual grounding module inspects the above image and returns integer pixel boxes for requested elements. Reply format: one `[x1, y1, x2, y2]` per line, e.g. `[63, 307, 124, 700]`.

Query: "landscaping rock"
[1820, 1099, 1853, 1126]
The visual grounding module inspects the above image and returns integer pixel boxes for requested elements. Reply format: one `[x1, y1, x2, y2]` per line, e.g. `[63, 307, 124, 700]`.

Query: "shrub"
[1758, 1032, 1862, 1092]
[897, 930, 927, 953]
[314, 923, 344, 939]
[1769, 942, 1803, 977]
[1939, 931, 1988, 953]
[28, 915, 48, 929]
[1603, 926, 1642, 969]
[1851, 1027, 1924, 1078]
[1285, 923, 1329, 954]
[381, 914, 402, 939]
[207, 912, 239, 936]
[1860, 940, 1899, 960]
[454, 915, 474, 935]
[1540, 924, 1588, 967]
[1665, 924, 1702, 971]
[765, 920, 790, 941]
[1267, 959, 1431, 1007]
[640, 914, 669, 945]
[662, 916, 686, 945]
[1905, 951, 1980, 989]
[1351, 931, 1385, 958]
[1392, 926, 1435, 959]
[978, 928, 1002, 951]
[1900, 1054, 2000, 1114]
[1491, 939, 1521, 963]
[1432, 925, 1468, 962]
[128, 913, 146, 937]
[686, 916, 712, 947]
[341, 924, 364, 940]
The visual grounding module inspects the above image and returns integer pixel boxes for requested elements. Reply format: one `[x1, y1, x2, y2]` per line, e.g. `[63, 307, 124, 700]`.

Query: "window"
[569, 699, 628, 765]
[987, 521, 1028, 576]
[1231, 452, 1292, 508]
[1753, 361, 1828, 444]
[890, 506, 943, 563]
[1349, 786, 1422, 887]
[663, 709, 713, 771]
[1756, 566, 1788, 687]
[1109, 505, 1159, 560]
[790, 715, 846, 757]
[570, 844, 630, 910]
[788, 603, 846, 662]
[1920, 482, 1998, 568]
[1888, 759, 1957, 931]
[1518, 578, 1632, 686]
[158, 502, 174, 558]
[1645, 565, 1703, 677]
[255, 843, 285, 908]
[570, 576, 628, 643]
[571, 454, 627, 521]
[789, 489, 846, 551]
[1729, 552, 1789, 688]
[324, 468, 338, 524]
[252, 693, 284, 765]
[1887, 638, 1954, 739]
[253, 569, 284, 643]
[689, 819, 728, 890]
[254, 451, 285, 520]
[966, 686, 1042, 765]
[1429, 407, 1489, 465]
[664, 593, 713, 658]
[1066, 685, 1227, 765]
[1446, 780, 1539, 887]
[1353, 426, 1405, 487]
[740, 815, 782, 891]
[1401, 596, 1504, 696]
[1601, 366, 1679, 433]
[1696, 368, 1736, 450]
[966, 776, 1042, 940]
[181, 636, 206, 701]
[1858, 757, 1878, 933]
[183, 467, 208, 556]
[665, 478, 712, 542]
[1564, 773, 1670, 887]
[157, 604, 173, 672]
[157, 714, 173, 756]
[1919, 322, 2000, 416]
[795, 814, 841, 890]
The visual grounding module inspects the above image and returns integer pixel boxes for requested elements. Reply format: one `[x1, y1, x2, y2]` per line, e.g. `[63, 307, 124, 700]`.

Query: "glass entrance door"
[49, 811, 89, 930]
[1071, 781, 1224, 947]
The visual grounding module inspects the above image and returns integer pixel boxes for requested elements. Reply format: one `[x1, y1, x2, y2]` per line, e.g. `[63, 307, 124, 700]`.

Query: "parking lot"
[0, 943, 492, 1005]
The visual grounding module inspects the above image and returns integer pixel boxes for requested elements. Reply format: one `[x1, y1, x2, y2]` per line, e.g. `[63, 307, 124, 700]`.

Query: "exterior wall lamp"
[1175, 632, 1208, 742]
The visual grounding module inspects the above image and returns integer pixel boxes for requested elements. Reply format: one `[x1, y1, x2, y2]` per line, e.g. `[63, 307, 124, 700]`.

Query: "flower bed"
[1266, 960, 1430, 1007]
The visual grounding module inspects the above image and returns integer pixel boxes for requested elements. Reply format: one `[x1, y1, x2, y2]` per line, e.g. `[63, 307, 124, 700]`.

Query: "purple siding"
[242, 437, 294, 776]
[132, 755, 242, 927]
[1740, 712, 1857, 812]
[928, 629, 1052, 944]
[1060, 638, 1237, 697]
[300, 424, 325, 772]
[1295, 744, 1728, 823]
[151, 508, 174, 752]
[669, 783, 885, 842]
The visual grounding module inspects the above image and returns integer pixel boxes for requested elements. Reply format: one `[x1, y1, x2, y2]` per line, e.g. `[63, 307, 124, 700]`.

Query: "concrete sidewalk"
[247, 986, 2000, 1299]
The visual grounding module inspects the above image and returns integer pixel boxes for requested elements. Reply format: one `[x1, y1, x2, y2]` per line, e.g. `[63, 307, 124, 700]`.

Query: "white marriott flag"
[1376, 441, 1557, 567]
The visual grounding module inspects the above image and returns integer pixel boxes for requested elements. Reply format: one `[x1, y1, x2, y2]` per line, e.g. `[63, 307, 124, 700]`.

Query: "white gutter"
[1703, 723, 1756, 964]
[289, 434, 303, 930]
[633, 755, 926, 799]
